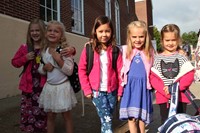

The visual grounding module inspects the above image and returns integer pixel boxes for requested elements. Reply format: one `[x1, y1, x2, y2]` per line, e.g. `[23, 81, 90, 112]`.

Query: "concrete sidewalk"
[0, 82, 199, 133]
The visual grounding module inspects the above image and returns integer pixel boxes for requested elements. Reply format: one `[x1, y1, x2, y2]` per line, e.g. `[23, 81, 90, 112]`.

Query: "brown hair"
[90, 15, 116, 53]
[160, 24, 182, 52]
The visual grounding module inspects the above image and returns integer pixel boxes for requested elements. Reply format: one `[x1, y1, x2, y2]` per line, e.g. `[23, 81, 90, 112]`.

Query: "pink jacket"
[121, 45, 153, 89]
[11, 44, 46, 93]
[150, 60, 195, 104]
[78, 45, 123, 96]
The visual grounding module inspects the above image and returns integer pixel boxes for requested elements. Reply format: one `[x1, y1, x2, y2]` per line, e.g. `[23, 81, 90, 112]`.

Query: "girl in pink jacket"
[150, 24, 195, 124]
[78, 16, 123, 133]
[11, 19, 76, 133]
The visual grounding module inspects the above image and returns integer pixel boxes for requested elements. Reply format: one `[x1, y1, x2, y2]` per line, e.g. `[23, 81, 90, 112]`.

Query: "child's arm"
[11, 44, 31, 68]
[60, 46, 76, 56]
[60, 56, 74, 76]
[179, 70, 195, 91]
[150, 71, 170, 98]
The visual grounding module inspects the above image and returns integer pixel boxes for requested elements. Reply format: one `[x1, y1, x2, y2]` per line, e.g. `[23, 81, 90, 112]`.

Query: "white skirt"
[38, 81, 77, 113]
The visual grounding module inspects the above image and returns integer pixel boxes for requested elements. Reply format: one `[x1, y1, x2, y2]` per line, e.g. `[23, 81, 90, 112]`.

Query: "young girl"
[11, 18, 47, 133]
[119, 20, 154, 133]
[38, 20, 77, 133]
[78, 15, 123, 133]
[150, 24, 195, 124]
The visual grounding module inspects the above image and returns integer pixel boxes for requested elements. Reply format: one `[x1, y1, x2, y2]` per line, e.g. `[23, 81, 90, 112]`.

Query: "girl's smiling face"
[30, 24, 41, 42]
[46, 24, 62, 46]
[96, 23, 112, 45]
[129, 27, 146, 50]
[162, 32, 178, 54]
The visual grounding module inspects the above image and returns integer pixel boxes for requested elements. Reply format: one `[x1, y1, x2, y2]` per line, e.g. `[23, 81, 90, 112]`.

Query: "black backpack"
[68, 61, 81, 93]
[86, 43, 120, 75]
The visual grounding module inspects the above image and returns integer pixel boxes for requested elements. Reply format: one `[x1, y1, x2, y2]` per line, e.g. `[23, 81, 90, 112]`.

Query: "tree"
[182, 31, 198, 48]
[153, 27, 162, 52]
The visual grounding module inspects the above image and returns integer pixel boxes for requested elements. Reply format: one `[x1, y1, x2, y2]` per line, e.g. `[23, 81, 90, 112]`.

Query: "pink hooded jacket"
[11, 44, 46, 93]
[150, 54, 195, 104]
[78, 44, 123, 96]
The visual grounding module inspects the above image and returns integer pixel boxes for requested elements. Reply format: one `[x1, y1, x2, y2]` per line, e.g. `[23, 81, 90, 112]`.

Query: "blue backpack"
[159, 83, 200, 133]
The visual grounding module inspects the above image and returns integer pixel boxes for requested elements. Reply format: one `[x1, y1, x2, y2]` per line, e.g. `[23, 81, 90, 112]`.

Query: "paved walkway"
[0, 82, 199, 133]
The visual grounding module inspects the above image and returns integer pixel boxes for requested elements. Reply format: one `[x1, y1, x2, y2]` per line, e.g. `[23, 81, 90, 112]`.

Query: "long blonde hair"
[126, 20, 153, 60]
[43, 20, 68, 50]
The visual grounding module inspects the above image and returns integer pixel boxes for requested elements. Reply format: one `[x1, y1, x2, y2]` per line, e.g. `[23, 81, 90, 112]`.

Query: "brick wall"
[0, 0, 140, 45]
[0, 0, 39, 22]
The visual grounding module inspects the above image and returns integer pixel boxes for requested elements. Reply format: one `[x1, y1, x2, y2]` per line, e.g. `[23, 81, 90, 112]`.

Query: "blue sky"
[152, 0, 200, 34]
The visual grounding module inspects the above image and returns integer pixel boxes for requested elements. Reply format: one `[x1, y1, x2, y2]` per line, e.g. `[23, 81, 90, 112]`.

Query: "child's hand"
[85, 94, 93, 99]
[163, 86, 169, 95]
[43, 63, 54, 72]
[26, 51, 35, 61]
[51, 50, 62, 62]
[178, 49, 187, 56]
[60, 46, 75, 57]
[117, 96, 121, 102]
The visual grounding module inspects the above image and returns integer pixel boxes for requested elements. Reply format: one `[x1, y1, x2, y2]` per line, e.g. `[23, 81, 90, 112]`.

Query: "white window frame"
[40, 0, 60, 22]
[71, 0, 84, 34]
[115, 1, 121, 45]
[105, 0, 111, 19]
[126, 0, 129, 14]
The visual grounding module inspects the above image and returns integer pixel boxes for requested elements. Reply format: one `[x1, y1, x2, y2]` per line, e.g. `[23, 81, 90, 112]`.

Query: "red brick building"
[135, 0, 153, 38]
[0, 0, 139, 45]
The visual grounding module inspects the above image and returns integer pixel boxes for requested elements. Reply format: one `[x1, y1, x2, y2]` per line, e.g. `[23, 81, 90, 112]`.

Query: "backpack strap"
[112, 46, 120, 71]
[184, 89, 200, 115]
[86, 44, 119, 75]
[86, 43, 94, 75]
[168, 82, 179, 118]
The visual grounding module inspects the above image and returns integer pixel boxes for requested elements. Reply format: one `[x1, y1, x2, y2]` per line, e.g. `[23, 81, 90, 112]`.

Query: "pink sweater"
[11, 44, 46, 93]
[121, 45, 153, 89]
[78, 45, 123, 96]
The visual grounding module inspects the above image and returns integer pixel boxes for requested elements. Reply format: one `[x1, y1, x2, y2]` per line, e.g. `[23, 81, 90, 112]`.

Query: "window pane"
[71, 0, 74, 7]
[47, 9, 52, 21]
[47, 0, 51, 8]
[40, 0, 45, 6]
[53, 0, 57, 10]
[53, 11, 57, 20]
[40, 6, 45, 21]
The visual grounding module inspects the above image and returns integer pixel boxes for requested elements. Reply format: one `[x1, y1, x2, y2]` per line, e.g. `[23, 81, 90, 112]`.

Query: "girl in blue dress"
[120, 20, 154, 133]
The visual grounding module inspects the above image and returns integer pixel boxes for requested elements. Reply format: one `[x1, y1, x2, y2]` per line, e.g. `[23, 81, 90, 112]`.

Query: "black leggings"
[159, 102, 187, 124]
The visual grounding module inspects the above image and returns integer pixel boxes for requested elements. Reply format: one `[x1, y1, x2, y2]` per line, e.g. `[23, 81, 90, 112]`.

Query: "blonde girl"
[120, 20, 154, 133]
[38, 20, 77, 133]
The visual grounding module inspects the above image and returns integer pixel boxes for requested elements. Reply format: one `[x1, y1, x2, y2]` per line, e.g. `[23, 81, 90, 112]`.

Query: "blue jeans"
[92, 90, 117, 133]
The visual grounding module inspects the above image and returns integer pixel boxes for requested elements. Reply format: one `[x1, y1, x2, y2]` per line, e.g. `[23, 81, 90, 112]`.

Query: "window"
[115, 1, 121, 45]
[105, 0, 111, 18]
[40, 0, 60, 22]
[126, 0, 129, 14]
[71, 0, 84, 34]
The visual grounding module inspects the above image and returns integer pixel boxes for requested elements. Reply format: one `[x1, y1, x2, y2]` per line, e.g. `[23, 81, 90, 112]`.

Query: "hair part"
[126, 20, 153, 60]
[90, 15, 116, 53]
